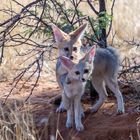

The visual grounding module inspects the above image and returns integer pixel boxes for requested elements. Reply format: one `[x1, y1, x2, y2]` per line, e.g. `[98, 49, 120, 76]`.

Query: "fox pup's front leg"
[74, 96, 84, 131]
[56, 90, 66, 112]
[66, 100, 73, 128]
[56, 101, 65, 112]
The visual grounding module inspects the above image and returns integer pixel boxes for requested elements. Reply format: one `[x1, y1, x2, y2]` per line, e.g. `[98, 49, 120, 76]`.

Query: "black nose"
[82, 78, 85, 82]
[70, 56, 73, 60]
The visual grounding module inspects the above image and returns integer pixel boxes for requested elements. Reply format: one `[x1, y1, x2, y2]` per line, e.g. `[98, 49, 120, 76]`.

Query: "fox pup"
[50, 23, 87, 112]
[59, 47, 96, 131]
[51, 24, 124, 114]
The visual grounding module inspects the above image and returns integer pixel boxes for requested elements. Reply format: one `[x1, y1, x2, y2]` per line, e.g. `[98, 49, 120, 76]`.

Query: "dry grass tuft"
[0, 101, 44, 140]
[0, 99, 64, 140]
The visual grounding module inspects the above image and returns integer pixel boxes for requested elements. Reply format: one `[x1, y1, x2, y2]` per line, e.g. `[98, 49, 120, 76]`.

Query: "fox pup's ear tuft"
[88, 45, 96, 63]
[60, 56, 75, 71]
[49, 23, 67, 42]
[81, 45, 96, 63]
[70, 23, 88, 41]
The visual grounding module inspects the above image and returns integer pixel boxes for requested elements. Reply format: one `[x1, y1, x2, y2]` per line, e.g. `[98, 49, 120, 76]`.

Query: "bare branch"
[106, 0, 116, 37]
[87, 0, 99, 15]
[124, 39, 140, 47]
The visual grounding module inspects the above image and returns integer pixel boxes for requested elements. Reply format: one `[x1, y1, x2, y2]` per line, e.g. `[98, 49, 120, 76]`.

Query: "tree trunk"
[99, 0, 107, 48]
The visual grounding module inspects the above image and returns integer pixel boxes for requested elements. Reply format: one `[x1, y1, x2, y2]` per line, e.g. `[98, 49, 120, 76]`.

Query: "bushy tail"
[106, 46, 120, 74]
[106, 46, 119, 59]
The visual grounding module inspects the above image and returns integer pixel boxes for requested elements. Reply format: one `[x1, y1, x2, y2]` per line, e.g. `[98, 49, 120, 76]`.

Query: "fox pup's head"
[60, 46, 96, 83]
[50, 23, 87, 62]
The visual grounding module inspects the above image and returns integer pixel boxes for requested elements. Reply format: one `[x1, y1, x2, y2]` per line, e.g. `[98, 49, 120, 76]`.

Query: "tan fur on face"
[57, 35, 71, 48]
[57, 35, 83, 62]
[51, 23, 87, 62]
[72, 39, 83, 62]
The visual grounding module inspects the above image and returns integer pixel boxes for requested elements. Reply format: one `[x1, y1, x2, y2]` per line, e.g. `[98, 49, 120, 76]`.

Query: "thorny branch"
[87, 0, 98, 15]
[120, 39, 140, 86]
[0, 0, 55, 104]
[1, 0, 91, 104]
[119, 39, 140, 88]
[106, 0, 116, 37]
[124, 38, 140, 47]
[0, 0, 46, 63]
[3, 45, 50, 105]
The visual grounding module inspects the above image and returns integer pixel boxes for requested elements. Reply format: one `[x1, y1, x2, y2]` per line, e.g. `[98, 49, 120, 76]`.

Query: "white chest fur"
[64, 80, 85, 99]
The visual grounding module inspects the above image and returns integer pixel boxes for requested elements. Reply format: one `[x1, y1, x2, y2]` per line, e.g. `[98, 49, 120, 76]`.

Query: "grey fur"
[78, 46, 125, 114]
[63, 79, 85, 131]
[50, 23, 87, 112]
[59, 57, 86, 131]
[51, 23, 124, 114]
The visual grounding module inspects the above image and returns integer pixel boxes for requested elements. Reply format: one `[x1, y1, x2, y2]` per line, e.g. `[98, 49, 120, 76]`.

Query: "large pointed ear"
[60, 56, 75, 71]
[49, 23, 68, 42]
[69, 23, 87, 40]
[81, 45, 96, 64]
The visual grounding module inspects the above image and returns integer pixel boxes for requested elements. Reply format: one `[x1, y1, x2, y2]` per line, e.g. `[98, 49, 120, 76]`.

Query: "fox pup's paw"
[117, 109, 125, 115]
[76, 123, 84, 131]
[66, 122, 72, 129]
[56, 106, 66, 113]
[85, 107, 98, 114]
[81, 111, 85, 118]
[90, 107, 99, 113]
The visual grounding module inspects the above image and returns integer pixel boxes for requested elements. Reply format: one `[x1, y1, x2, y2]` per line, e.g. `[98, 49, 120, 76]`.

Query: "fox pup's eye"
[84, 69, 89, 73]
[73, 47, 77, 52]
[64, 47, 69, 51]
[75, 71, 80, 75]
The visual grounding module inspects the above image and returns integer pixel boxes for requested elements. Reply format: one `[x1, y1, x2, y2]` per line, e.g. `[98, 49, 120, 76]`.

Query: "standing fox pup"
[50, 23, 87, 112]
[79, 46, 125, 114]
[59, 47, 96, 131]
